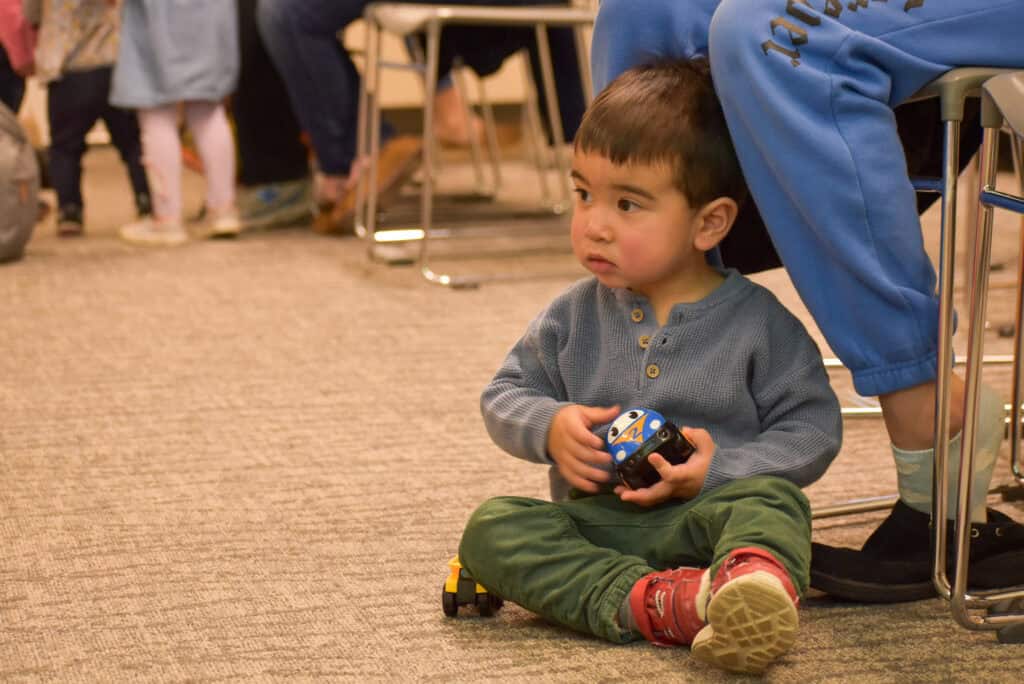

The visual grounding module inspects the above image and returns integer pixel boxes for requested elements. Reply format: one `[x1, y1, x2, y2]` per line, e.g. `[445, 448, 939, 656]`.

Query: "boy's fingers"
[568, 474, 600, 493]
[647, 453, 673, 476]
[571, 423, 605, 449]
[681, 427, 713, 452]
[619, 481, 670, 506]
[580, 404, 621, 425]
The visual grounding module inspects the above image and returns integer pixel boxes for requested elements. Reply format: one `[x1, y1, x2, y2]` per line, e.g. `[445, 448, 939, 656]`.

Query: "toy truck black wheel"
[476, 593, 503, 617]
[477, 593, 494, 617]
[442, 590, 459, 617]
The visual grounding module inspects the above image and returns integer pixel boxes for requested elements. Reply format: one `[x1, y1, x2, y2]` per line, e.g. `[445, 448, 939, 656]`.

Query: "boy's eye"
[617, 198, 640, 212]
[573, 187, 591, 202]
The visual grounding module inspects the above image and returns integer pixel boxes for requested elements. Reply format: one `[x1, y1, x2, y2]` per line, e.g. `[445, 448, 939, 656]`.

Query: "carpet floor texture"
[2, 148, 1023, 682]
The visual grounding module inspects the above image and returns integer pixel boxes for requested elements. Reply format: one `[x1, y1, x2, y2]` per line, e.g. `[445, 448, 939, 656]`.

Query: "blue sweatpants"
[592, 0, 1024, 397]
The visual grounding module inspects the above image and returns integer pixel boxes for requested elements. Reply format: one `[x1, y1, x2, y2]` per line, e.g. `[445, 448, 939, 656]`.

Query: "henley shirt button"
[638, 335, 651, 349]
[630, 308, 644, 323]
[645, 364, 660, 379]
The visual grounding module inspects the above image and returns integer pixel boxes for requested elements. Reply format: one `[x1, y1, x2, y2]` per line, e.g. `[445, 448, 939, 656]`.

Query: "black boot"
[810, 500, 1024, 603]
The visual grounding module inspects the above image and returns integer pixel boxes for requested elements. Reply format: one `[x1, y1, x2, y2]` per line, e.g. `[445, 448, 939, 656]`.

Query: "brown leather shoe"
[313, 135, 422, 235]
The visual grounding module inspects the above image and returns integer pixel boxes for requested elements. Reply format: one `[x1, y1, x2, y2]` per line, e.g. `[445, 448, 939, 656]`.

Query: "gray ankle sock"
[892, 383, 1003, 523]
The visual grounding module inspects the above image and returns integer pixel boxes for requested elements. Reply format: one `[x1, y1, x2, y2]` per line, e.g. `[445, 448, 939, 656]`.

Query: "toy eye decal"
[609, 427, 619, 438]
[628, 410, 639, 419]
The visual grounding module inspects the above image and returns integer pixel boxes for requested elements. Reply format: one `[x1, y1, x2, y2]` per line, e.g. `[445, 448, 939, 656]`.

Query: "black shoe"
[810, 500, 1024, 603]
[56, 204, 83, 237]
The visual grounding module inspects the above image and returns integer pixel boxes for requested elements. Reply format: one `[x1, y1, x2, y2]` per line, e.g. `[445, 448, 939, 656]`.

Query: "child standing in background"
[109, 0, 239, 246]
[25, 0, 151, 237]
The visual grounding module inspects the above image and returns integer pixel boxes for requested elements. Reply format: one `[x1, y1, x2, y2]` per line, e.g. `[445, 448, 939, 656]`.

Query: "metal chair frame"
[814, 68, 1024, 516]
[355, 3, 596, 288]
[938, 70, 1024, 638]
[812, 68, 1024, 640]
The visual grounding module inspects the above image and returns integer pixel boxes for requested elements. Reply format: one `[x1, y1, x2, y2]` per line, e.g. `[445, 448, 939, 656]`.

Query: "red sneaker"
[628, 566, 711, 647]
[691, 547, 799, 674]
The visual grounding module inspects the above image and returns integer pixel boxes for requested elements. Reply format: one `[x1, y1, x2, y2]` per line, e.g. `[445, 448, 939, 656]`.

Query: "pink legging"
[138, 101, 235, 222]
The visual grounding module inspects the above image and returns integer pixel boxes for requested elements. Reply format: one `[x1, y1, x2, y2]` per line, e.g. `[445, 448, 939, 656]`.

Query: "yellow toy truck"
[442, 556, 503, 617]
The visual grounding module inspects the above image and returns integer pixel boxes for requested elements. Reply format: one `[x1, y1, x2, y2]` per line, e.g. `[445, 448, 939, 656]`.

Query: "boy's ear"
[692, 197, 739, 251]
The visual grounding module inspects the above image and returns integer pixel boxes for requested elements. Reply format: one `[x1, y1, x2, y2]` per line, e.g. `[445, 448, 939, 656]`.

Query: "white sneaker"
[119, 217, 188, 247]
[210, 209, 242, 238]
[195, 206, 242, 239]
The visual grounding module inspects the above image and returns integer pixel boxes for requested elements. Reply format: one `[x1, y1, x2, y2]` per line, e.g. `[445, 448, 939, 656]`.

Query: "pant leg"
[591, 0, 721, 93]
[47, 71, 106, 210]
[256, 0, 368, 176]
[236, 0, 309, 186]
[697, 477, 812, 594]
[92, 67, 151, 202]
[0, 45, 25, 112]
[459, 476, 810, 643]
[708, 0, 1024, 397]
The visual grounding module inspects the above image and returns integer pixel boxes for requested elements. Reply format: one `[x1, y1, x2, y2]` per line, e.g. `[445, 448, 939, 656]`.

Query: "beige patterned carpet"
[2, 147, 1023, 681]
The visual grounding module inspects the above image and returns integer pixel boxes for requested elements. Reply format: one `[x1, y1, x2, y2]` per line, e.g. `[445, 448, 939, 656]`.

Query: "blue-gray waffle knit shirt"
[481, 269, 842, 501]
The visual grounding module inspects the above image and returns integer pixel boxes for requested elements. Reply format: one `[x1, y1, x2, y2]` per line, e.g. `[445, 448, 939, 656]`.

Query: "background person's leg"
[118, 104, 189, 246]
[257, 0, 366, 179]
[237, 0, 309, 187]
[184, 101, 236, 214]
[591, 0, 720, 93]
[136, 104, 183, 223]
[96, 67, 152, 218]
[47, 71, 105, 235]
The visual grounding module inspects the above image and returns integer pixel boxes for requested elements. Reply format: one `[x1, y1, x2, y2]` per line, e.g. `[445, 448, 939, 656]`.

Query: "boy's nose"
[584, 212, 613, 241]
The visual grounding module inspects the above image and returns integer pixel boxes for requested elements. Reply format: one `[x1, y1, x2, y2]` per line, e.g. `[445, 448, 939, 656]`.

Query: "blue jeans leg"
[257, 0, 370, 176]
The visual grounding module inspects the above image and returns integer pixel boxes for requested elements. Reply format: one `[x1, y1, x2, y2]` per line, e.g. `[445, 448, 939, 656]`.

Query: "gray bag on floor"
[0, 102, 39, 263]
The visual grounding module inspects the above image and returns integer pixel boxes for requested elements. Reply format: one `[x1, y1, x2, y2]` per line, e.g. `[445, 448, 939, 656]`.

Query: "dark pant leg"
[92, 68, 150, 203]
[47, 71, 107, 210]
[0, 45, 25, 113]
[257, 0, 368, 176]
[235, 0, 309, 186]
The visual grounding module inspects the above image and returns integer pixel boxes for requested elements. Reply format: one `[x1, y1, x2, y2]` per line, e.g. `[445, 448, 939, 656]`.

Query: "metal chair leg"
[939, 81, 1024, 634]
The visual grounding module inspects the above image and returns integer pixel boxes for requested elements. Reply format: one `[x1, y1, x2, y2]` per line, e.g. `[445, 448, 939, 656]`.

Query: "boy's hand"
[547, 404, 619, 493]
[615, 427, 714, 506]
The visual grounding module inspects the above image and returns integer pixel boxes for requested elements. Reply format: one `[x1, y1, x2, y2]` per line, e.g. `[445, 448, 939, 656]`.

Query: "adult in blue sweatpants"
[591, 0, 1024, 602]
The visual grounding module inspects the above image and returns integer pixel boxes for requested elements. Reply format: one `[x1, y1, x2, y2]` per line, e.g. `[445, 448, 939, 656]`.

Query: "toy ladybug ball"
[606, 408, 696, 490]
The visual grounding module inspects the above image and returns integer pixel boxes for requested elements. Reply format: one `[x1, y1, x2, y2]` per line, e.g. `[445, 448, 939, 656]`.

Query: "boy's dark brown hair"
[574, 58, 748, 207]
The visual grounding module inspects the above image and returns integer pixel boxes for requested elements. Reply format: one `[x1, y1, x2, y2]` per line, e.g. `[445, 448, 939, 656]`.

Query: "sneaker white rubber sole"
[208, 215, 242, 238]
[690, 572, 798, 674]
[119, 219, 188, 247]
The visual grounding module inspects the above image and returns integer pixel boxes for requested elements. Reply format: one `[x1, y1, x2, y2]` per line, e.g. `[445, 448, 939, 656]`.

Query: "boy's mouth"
[586, 254, 616, 273]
